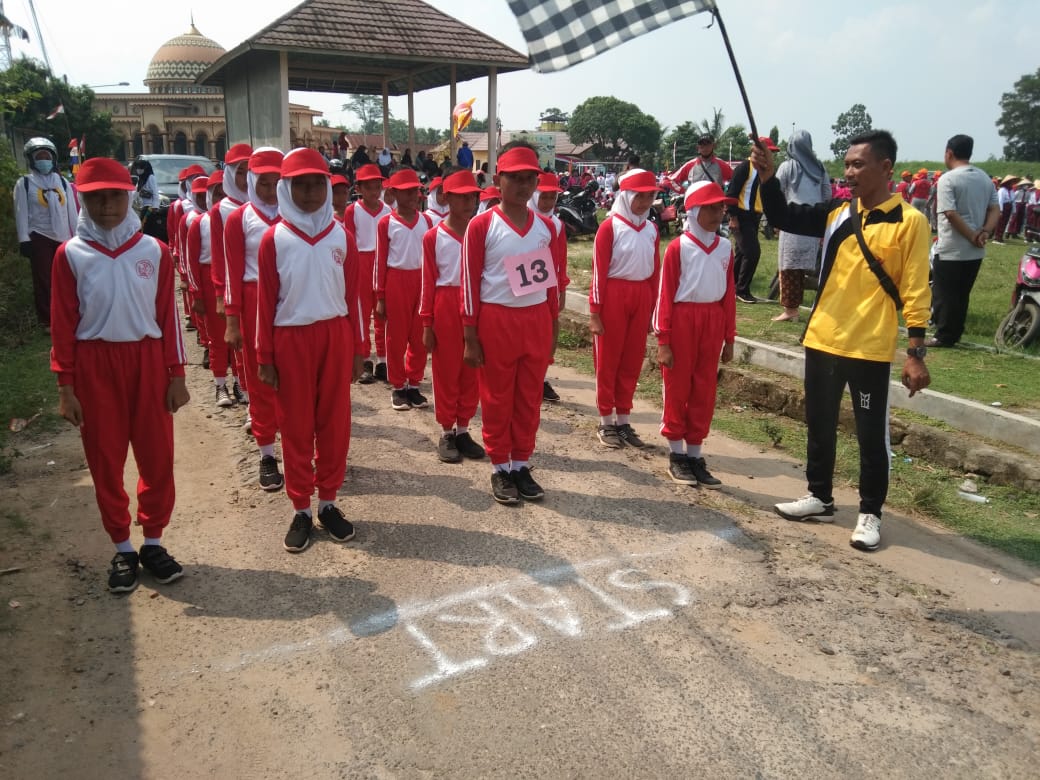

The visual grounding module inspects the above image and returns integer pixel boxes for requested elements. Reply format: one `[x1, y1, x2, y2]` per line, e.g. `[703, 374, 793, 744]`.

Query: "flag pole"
[710, 6, 759, 143]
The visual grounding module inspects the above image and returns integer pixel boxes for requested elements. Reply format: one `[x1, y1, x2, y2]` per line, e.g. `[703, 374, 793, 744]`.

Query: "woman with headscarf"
[377, 147, 393, 177]
[588, 168, 660, 449]
[773, 130, 831, 322]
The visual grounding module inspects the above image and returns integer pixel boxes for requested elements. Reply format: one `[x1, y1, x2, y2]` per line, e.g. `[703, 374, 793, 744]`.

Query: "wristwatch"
[906, 346, 928, 359]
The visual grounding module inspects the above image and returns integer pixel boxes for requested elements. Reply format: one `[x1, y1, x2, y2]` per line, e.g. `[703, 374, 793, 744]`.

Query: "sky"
[6, 0, 1036, 163]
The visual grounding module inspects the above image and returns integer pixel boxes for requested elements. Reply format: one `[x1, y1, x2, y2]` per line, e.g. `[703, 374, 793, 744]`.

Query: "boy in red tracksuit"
[331, 174, 350, 221]
[210, 143, 252, 405]
[256, 148, 365, 553]
[589, 168, 661, 449]
[342, 164, 391, 384]
[528, 172, 570, 402]
[224, 147, 284, 492]
[461, 143, 563, 505]
[420, 170, 487, 463]
[375, 168, 434, 411]
[654, 181, 737, 488]
[50, 157, 189, 593]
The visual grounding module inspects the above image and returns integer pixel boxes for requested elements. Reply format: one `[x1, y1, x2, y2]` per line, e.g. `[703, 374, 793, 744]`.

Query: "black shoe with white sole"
[454, 432, 486, 460]
[491, 471, 520, 505]
[107, 552, 140, 593]
[138, 545, 184, 584]
[259, 455, 284, 491]
[511, 467, 544, 500]
[688, 456, 722, 488]
[317, 504, 355, 542]
[284, 512, 313, 552]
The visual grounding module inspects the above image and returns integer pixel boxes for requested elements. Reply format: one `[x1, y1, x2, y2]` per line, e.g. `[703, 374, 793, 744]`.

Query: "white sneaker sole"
[850, 537, 880, 552]
[774, 506, 835, 522]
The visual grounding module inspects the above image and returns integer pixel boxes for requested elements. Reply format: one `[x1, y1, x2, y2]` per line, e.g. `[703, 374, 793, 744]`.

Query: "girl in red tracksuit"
[461, 143, 563, 505]
[256, 148, 365, 554]
[223, 147, 284, 492]
[182, 176, 211, 365]
[419, 170, 487, 464]
[528, 172, 570, 402]
[654, 181, 737, 489]
[589, 168, 661, 449]
[50, 157, 189, 594]
[342, 164, 391, 384]
[169, 164, 205, 334]
[424, 177, 449, 225]
[375, 168, 434, 411]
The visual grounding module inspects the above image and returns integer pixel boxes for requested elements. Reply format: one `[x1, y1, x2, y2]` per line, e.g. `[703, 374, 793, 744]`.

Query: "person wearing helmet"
[14, 137, 79, 329]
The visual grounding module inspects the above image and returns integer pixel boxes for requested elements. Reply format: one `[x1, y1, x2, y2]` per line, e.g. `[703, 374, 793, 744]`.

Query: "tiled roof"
[199, 0, 529, 95]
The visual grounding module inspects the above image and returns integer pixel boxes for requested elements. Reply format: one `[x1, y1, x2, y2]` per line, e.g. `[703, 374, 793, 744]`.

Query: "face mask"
[34, 159, 53, 175]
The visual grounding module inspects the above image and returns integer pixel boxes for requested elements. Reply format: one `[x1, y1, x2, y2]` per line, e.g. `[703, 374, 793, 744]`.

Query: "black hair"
[847, 129, 897, 164]
[946, 134, 974, 161]
[627, 154, 640, 166]
[500, 139, 539, 154]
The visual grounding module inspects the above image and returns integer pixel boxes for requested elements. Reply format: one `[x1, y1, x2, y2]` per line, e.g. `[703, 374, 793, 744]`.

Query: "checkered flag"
[507, 0, 717, 73]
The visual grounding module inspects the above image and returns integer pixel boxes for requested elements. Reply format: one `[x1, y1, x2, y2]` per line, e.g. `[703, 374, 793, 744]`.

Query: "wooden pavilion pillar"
[487, 66, 498, 174]
[449, 64, 457, 163]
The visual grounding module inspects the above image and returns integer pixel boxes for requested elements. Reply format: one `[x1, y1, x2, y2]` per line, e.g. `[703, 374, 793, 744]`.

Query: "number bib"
[504, 247, 557, 297]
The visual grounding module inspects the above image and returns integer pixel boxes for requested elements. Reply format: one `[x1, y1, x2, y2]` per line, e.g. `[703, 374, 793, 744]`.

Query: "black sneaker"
[202, 348, 210, 370]
[317, 504, 355, 542]
[407, 387, 429, 408]
[232, 380, 247, 405]
[491, 471, 520, 505]
[597, 424, 622, 448]
[374, 362, 388, 383]
[454, 432, 486, 460]
[689, 456, 722, 489]
[259, 455, 284, 491]
[185, 319, 197, 332]
[139, 544, 184, 584]
[358, 360, 376, 385]
[511, 466, 544, 500]
[616, 423, 644, 448]
[542, 380, 560, 402]
[215, 384, 233, 408]
[284, 512, 313, 552]
[736, 292, 758, 304]
[668, 453, 698, 485]
[107, 551, 140, 593]
[391, 388, 411, 411]
[438, 432, 462, 463]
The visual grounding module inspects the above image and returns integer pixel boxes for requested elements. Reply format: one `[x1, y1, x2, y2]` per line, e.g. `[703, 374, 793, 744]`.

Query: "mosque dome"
[144, 24, 226, 93]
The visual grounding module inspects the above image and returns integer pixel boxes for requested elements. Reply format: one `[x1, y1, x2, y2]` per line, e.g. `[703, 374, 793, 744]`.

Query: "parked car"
[130, 154, 217, 202]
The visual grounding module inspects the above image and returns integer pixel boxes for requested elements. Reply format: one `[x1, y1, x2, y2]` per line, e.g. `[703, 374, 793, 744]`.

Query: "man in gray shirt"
[927, 134, 999, 347]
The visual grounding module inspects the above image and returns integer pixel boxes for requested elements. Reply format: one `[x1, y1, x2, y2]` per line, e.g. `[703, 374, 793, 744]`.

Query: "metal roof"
[197, 0, 531, 95]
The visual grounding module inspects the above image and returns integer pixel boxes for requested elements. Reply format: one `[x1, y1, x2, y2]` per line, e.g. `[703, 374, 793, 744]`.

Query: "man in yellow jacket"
[750, 130, 931, 553]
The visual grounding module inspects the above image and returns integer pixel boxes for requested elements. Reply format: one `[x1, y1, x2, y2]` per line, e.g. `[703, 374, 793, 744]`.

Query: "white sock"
[668, 440, 685, 455]
[215, 377, 227, 387]
[318, 500, 334, 512]
[376, 357, 386, 365]
[296, 507, 313, 518]
[688, 444, 703, 459]
[115, 540, 135, 554]
[600, 415, 614, 426]
[493, 462, 510, 473]
[232, 375, 240, 385]
[511, 460, 529, 471]
[259, 444, 276, 458]
[616, 414, 630, 425]
[456, 426, 468, 435]
[143, 537, 162, 547]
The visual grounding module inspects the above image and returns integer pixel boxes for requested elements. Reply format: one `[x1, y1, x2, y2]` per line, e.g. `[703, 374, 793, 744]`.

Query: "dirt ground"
[1, 337, 1038, 779]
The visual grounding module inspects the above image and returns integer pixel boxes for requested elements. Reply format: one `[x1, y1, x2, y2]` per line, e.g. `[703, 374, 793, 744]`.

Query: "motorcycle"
[557, 182, 600, 238]
[995, 245, 1040, 349]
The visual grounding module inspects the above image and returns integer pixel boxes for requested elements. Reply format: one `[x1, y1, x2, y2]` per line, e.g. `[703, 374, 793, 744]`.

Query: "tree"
[697, 108, 726, 141]
[997, 68, 1040, 161]
[568, 96, 661, 163]
[717, 124, 751, 161]
[660, 121, 701, 169]
[342, 94, 384, 135]
[830, 103, 873, 159]
[660, 113, 751, 168]
[539, 107, 569, 130]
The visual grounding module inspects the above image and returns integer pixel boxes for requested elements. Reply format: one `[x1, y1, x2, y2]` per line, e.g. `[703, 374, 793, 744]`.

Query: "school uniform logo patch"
[331, 247, 346, 266]
[136, 259, 156, 279]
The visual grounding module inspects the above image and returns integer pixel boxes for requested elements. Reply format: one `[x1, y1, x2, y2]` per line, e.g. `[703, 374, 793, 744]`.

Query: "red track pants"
[240, 282, 278, 446]
[593, 278, 655, 417]
[660, 302, 724, 445]
[431, 285, 479, 429]
[199, 267, 228, 378]
[359, 250, 386, 359]
[274, 318, 352, 511]
[384, 267, 426, 389]
[74, 339, 175, 544]
[477, 302, 552, 465]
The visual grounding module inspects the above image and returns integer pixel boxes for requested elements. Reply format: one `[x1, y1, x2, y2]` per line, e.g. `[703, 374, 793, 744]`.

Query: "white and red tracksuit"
[186, 210, 229, 379]
[420, 222, 479, 430]
[50, 232, 186, 544]
[461, 207, 561, 465]
[167, 197, 194, 325]
[590, 214, 660, 417]
[343, 200, 391, 360]
[210, 195, 247, 387]
[182, 207, 209, 349]
[375, 210, 433, 388]
[224, 203, 280, 446]
[256, 221, 365, 511]
[653, 231, 736, 445]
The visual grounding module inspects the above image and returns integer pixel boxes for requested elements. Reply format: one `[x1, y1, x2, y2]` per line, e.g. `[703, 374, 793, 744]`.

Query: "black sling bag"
[849, 197, 903, 310]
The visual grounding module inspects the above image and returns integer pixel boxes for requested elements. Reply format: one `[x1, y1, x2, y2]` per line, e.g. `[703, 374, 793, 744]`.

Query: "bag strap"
[849, 197, 903, 311]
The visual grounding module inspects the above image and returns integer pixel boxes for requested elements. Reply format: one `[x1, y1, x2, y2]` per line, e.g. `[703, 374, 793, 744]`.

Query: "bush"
[0, 142, 40, 341]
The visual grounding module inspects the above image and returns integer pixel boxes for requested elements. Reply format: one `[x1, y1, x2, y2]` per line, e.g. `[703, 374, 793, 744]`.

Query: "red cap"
[281, 148, 331, 178]
[76, 157, 135, 192]
[618, 170, 659, 192]
[225, 143, 253, 165]
[497, 147, 541, 174]
[385, 168, 422, 190]
[248, 149, 283, 174]
[757, 137, 780, 152]
[428, 176, 443, 191]
[178, 164, 206, 181]
[190, 176, 210, 194]
[442, 170, 481, 194]
[354, 163, 384, 182]
[207, 169, 224, 187]
[480, 186, 501, 201]
[684, 181, 737, 210]
[331, 174, 349, 187]
[536, 172, 563, 192]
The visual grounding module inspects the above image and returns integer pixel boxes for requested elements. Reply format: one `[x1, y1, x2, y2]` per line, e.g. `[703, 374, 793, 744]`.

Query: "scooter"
[995, 245, 1040, 349]
[557, 182, 599, 238]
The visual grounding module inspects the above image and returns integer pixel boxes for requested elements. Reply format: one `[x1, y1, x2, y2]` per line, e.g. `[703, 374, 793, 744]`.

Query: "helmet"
[328, 158, 345, 173]
[24, 137, 58, 165]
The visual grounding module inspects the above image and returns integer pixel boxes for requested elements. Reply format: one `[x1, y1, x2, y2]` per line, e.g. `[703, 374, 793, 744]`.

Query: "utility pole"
[1, 0, 15, 70]
[26, 0, 50, 71]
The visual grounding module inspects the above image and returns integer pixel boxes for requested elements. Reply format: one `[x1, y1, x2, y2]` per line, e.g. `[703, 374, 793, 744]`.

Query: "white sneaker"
[774, 494, 835, 522]
[850, 513, 881, 551]
[215, 384, 234, 408]
[243, 415, 253, 435]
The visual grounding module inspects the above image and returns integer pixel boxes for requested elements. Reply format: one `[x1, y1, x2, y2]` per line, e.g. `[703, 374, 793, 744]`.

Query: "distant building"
[93, 24, 336, 161]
